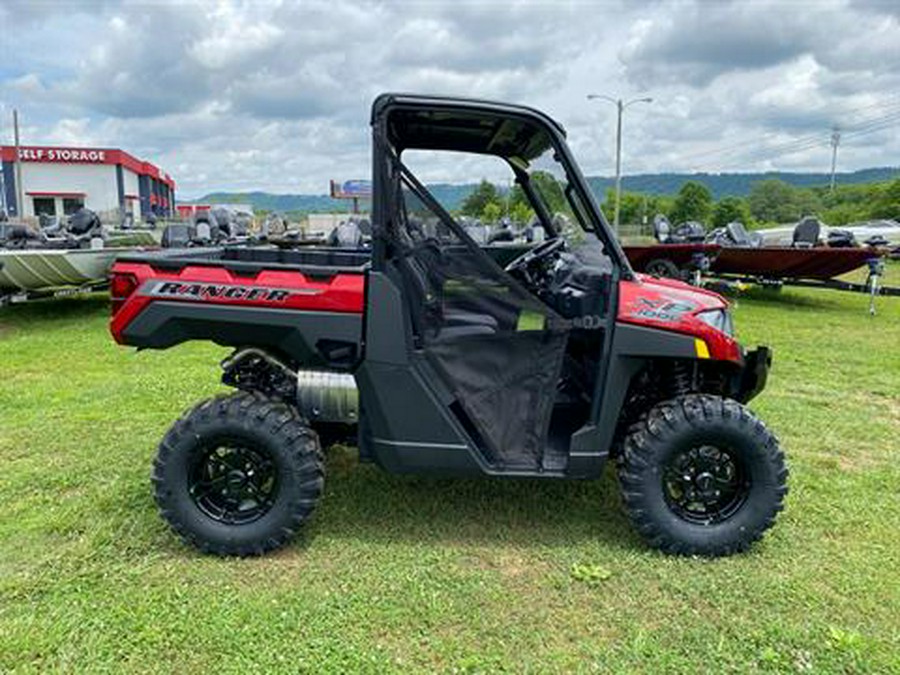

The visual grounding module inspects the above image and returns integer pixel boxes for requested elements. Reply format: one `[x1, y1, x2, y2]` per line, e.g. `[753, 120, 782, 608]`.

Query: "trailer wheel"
[618, 394, 787, 556]
[152, 392, 324, 556]
[644, 258, 681, 279]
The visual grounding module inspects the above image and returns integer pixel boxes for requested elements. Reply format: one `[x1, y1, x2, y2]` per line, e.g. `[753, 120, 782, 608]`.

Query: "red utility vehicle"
[111, 94, 787, 557]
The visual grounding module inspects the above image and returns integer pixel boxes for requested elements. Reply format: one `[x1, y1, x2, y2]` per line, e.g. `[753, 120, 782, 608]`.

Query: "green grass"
[1, 266, 899, 673]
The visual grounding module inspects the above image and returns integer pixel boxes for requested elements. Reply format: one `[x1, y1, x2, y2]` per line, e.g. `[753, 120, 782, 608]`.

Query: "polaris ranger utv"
[110, 94, 787, 557]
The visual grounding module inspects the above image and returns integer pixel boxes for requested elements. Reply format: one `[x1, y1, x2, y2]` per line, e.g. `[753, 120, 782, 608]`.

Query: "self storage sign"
[16, 147, 107, 163]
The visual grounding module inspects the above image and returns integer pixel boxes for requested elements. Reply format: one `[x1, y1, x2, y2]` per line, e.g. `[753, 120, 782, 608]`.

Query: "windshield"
[519, 142, 604, 259]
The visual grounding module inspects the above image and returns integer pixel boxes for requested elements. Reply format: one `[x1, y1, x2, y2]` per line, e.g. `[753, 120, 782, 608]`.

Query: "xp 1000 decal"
[630, 298, 696, 322]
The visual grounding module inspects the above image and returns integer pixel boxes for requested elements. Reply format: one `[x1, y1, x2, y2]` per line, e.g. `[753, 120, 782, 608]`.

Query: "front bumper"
[735, 346, 771, 403]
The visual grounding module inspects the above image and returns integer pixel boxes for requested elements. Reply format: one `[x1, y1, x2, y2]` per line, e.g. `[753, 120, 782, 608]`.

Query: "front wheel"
[152, 392, 324, 556]
[618, 394, 787, 556]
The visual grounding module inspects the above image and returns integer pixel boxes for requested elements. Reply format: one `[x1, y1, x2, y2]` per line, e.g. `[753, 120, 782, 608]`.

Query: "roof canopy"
[376, 95, 563, 162]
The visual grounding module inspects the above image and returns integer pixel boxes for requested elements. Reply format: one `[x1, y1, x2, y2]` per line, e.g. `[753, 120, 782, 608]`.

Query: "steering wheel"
[503, 236, 566, 276]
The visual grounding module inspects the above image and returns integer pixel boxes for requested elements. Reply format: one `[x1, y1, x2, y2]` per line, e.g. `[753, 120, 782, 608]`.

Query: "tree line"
[459, 176, 900, 230]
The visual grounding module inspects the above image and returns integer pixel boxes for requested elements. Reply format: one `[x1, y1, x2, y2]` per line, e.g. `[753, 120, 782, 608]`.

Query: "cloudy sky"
[1, 0, 898, 198]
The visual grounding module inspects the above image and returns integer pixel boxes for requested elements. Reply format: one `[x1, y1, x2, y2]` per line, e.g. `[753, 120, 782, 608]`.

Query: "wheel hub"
[188, 441, 278, 525]
[226, 470, 247, 490]
[662, 444, 749, 524]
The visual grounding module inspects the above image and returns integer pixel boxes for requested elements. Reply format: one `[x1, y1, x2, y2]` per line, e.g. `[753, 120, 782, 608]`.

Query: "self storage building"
[0, 145, 176, 221]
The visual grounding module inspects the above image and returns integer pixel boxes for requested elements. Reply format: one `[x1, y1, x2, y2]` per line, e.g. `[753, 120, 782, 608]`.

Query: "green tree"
[748, 179, 794, 223]
[603, 189, 660, 227]
[868, 178, 900, 220]
[748, 179, 821, 224]
[711, 196, 752, 229]
[670, 181, 713, 224]
[481, 202, 502, 223]
[509, 201, 534, 224]
[461, 179, 500, 217]
[530, 171, 567, 215]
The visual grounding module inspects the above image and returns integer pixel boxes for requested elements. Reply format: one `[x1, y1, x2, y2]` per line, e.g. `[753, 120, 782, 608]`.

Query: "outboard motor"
[68, 208, 102, 237]
[673, 221, 707, 243]
[231, 213, 251, 238]
[0, 209, 7, 223]
[208, 207, 233, 239]
[792, 217, 822, 248]
[39, 214, 65, 237]
[327, 219, 363, 248]
[67, 208, 104, 248]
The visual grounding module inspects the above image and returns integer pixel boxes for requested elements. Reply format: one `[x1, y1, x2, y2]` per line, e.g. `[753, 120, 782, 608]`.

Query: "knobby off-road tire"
[152, 392, 324, 556]
[618, 394, 787, 556]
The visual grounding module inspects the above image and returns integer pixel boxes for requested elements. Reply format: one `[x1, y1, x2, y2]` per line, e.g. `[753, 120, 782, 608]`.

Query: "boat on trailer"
[0, 209, 158, 304]
[622, 219, 898, 314]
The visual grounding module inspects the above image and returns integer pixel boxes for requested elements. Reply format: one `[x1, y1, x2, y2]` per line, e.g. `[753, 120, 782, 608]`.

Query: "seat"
[792, 218, 821, 248]
[653, 215, 672, 243]
[161, 223, 194, 248]
[398, 243, 498, 343]
[725, 221, 752, 246]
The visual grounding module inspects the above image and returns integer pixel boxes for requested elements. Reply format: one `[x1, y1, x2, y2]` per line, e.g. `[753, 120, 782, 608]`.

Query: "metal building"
[0, 145, 175, 221]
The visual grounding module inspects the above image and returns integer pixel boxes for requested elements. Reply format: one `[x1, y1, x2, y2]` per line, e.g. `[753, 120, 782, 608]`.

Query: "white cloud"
[0, 0, 896, 198]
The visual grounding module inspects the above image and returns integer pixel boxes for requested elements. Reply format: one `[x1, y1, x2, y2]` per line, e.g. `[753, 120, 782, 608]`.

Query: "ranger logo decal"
[143, 280, 319, 302]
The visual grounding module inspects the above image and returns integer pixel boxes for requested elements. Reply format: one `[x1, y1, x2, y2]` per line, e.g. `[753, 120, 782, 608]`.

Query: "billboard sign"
[330, 179, 372, 199]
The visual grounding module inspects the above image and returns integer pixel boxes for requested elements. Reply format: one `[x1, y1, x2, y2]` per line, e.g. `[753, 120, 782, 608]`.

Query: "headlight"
[696, 308, 734, 336]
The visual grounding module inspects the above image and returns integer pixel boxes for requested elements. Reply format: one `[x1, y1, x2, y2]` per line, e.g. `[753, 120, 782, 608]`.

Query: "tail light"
[110, 272, 138, 315]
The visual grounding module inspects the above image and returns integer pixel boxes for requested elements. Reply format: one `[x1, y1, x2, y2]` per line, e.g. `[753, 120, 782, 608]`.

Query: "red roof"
[0, 145, 175, 190]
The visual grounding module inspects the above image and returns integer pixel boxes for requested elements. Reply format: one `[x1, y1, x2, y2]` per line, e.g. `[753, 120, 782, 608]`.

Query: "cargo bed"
[115, 245, 372, 275]
[110, 245, 369, 368]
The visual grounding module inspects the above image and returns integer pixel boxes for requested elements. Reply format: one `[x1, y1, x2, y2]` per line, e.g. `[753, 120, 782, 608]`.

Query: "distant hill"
[190, 167, 899, 212]
[587, 167, 899, 199]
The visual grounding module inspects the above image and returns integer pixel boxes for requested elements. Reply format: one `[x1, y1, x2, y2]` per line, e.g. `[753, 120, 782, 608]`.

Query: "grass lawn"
[1, 264, 898, 673]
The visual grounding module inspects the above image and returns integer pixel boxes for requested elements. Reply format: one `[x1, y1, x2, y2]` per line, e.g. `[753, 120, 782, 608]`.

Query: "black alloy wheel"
[188, 441, 279, 525]
[618, 394, 788, 556]
[662, 444, 749, 525]
[153, 392, 324, 557]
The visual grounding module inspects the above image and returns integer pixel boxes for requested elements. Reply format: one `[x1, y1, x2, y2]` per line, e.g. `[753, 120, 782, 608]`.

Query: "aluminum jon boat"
[0, 247, 125, 297]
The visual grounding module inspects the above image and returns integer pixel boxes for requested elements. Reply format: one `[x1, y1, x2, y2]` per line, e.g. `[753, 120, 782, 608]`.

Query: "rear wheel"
[618, 394, 787, 556]
[153, 392, 324, 556]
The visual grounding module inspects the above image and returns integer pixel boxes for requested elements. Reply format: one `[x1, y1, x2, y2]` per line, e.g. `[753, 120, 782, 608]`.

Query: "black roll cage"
[369, 93, 634, 279]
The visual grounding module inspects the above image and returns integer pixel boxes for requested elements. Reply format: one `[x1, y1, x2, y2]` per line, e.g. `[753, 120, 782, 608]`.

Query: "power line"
[677, 98, 900, 167]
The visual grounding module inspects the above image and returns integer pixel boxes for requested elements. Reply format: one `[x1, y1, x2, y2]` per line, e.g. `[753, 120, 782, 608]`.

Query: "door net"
[389, 166, 568, 468]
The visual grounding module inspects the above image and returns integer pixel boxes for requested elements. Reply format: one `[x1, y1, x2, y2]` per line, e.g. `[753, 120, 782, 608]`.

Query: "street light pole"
[587, 94, 652, 237]
[613, 99, 623, 235]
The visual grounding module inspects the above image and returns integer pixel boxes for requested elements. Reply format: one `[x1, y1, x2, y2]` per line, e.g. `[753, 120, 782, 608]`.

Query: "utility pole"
[586, 94, 652, 237]
[829, 126, 841, 194]
[13, 109, 24, 219]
